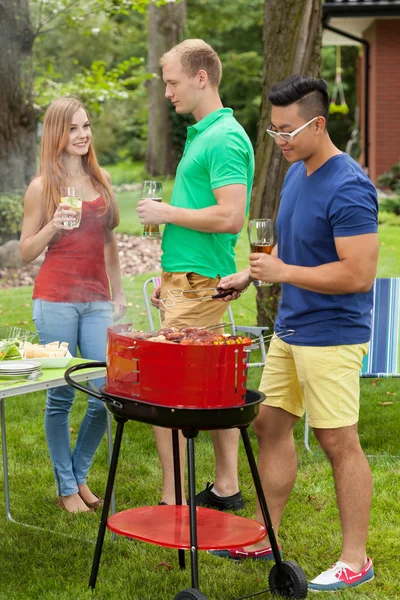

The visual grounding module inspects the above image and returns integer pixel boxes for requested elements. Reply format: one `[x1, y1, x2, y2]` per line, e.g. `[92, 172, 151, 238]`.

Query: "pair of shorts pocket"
[185, 272, 220, 298]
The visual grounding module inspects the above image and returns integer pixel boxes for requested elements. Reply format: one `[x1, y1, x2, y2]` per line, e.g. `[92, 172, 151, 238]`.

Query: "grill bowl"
[106, 324, 251, 409]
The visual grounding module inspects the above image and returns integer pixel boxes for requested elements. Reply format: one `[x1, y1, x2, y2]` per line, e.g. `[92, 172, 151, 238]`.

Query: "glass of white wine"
[248, 219, 274, 287]
[141, 180, 163, 238]
[60, 187, 83, 229]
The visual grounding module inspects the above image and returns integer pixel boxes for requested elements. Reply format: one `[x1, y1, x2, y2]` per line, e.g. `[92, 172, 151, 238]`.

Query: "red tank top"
[33, 197, 111, 303]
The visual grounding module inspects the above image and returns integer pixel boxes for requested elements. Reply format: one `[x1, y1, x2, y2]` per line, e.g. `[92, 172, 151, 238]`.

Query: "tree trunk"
[252, 0, 322, 329]
[146, 0, 186, 177]
[0, 0, 36, 194]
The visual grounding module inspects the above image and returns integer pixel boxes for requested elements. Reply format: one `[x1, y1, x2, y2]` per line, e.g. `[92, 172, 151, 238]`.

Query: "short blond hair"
[160, 39, 222, 87]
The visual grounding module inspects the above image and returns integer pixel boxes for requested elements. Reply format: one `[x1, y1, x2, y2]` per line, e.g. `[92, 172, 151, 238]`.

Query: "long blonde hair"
[39, 97, 119, 229]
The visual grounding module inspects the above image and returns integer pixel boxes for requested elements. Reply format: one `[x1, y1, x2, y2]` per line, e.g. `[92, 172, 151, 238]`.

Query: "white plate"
[0, 372, 39, 381]
[0, 371, 36, 376]
[0, 360, 41, 372]
[31, 352, 73, 369]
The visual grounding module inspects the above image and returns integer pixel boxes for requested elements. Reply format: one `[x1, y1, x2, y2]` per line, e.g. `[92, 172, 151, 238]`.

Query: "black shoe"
[195, 482, 244, 511]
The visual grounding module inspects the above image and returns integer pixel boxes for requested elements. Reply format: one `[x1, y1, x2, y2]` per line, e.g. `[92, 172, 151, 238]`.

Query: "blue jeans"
[33, 300, 113, 496]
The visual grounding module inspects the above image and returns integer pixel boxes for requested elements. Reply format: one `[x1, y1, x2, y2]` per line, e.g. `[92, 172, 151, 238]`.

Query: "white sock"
[211, 485, 223, 497]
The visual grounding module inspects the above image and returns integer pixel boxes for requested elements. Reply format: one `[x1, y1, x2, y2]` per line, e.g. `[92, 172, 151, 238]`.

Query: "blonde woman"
[20, 97, 126, 513]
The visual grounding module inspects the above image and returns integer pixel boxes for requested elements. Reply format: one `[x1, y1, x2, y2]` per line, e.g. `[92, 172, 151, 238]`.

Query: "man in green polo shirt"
[137, 38, 254, 509]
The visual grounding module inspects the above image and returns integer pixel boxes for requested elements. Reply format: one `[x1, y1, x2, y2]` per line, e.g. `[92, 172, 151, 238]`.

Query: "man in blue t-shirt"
[214, 76, 378, 593]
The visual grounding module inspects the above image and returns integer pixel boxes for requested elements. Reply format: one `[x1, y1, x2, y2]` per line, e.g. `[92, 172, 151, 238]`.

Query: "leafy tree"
[220, 51, 263, 146]
[35, 58, 149, 115]
[32, 2, 151, 164]
[0, 0, 177, 193]
[186, 0, 264, 148]
[185, 0, 264, 55]
[0, 1, 36, 194]
[146, 0, 186, 176]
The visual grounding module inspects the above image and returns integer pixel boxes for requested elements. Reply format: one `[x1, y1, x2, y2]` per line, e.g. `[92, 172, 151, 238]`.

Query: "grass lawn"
[0, 191, 399, 599]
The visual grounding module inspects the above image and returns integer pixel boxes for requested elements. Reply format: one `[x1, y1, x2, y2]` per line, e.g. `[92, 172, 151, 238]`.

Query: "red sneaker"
[208, 544, 281, 561]
[308, 557, 374, 592]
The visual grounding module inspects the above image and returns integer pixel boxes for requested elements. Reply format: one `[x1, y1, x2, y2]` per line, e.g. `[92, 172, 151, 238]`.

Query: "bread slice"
[45, 342, 60, 349]
[23, 342, 33, 355]
[23, 341, 69, 359]
[24, 346, 35, 359]
[32, 346, 50, 358]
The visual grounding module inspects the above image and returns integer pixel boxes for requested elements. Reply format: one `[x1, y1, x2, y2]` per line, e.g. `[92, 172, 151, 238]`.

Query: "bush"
[104, 160, 145, 185]
[378, 210, 400, 226]
[377, 161, 400, 194]
[0, 194, 24, 244]
[91, 93, 148, 166]
[379, 196, 400, 216]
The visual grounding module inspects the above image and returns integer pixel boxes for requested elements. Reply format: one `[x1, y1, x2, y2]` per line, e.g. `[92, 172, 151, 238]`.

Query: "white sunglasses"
[266, 116, 319, 142]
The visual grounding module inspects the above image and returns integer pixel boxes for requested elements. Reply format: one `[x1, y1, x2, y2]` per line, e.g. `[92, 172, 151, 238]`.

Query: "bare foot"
[78, 483, 101, 505]
[59, 493, 92, 513]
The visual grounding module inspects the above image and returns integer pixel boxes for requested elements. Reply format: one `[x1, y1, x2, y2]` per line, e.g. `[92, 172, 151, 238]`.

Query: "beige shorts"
[160, 271, 229, 330]
[259, 336, 369, 429]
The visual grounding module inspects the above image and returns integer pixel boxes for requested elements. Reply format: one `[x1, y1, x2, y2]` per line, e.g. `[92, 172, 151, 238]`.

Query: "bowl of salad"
[0, 327, 38, 361]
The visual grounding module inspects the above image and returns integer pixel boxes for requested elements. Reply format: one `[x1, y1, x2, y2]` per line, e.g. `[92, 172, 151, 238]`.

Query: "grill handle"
[64, 362, 126, 410]
[64, 361, 104, 400]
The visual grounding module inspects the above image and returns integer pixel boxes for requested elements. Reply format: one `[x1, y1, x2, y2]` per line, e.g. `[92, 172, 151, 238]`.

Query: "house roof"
[323, 0, 400, 21]
[323, 0, 400, 46]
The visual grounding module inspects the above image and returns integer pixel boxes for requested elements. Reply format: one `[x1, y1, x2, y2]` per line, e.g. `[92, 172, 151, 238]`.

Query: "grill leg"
[184, 430, 200, 590]
[240, 426, 283, 569]
[89, 418, 126, 589]
[172, 429, 185, 570]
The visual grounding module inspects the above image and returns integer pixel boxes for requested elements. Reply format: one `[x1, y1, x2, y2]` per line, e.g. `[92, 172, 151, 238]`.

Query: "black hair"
[268, 75, 329, 122]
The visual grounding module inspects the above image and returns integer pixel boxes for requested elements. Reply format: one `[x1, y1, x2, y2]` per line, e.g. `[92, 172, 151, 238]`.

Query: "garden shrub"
[379, 196, 400, 216]
[377, 161, 400, 194]
[378, 210, 400, 226]
[0, 193, 24, 244]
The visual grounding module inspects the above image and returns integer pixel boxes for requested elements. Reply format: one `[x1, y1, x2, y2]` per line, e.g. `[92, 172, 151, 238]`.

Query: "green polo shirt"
[161, 108, 254, 278]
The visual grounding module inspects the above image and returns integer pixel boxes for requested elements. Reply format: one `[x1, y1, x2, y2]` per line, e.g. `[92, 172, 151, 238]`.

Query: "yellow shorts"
[259, 336, 369, 429]
[160, 271, 229, 330]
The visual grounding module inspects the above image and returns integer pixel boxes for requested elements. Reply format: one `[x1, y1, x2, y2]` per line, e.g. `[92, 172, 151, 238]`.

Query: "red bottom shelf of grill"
[107, 506, 266, 550]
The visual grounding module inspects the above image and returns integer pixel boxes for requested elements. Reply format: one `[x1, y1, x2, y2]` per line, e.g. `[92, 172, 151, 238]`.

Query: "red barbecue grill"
[65, 324, 307, 600]
[106, 323, 250, 409]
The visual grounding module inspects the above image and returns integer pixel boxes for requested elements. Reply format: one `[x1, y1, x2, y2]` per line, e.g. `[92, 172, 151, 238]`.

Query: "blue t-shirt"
[275, 154, 378, 346]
